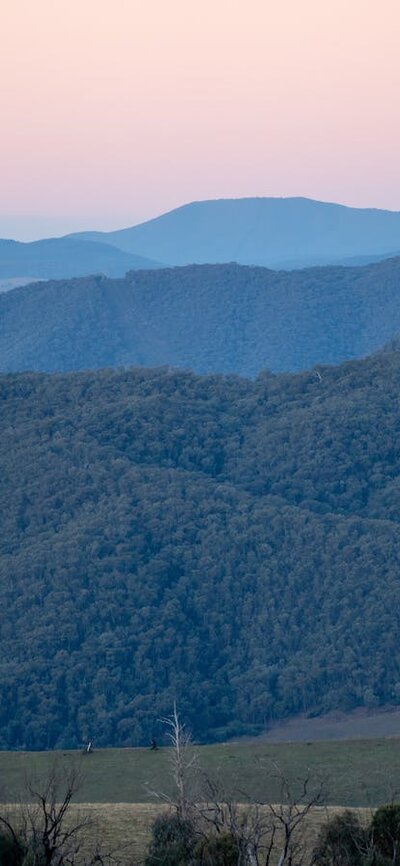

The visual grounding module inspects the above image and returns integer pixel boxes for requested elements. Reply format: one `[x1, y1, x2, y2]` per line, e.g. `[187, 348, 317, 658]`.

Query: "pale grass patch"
[66, 803, 371, 864]
[1, 802, 372, 864]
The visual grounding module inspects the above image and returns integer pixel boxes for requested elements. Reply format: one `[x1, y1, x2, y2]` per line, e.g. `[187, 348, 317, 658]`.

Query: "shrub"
[312, 811, 368, 866]
[371, 805, 400, 866]
[0, 828, 26, 866]
[193, 832, 241, 865]
[144, 812, 196, 866]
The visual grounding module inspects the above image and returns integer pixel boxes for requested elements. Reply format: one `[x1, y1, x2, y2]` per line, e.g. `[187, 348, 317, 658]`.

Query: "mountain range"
[3, 195, 400, 750]
[70, 197, 400, 269]
[2, 198, 400, 282]
[1, 257, 400, 376]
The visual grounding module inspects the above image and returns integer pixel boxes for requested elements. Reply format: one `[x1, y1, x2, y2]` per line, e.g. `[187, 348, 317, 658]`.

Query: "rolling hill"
[0, 237, 161, 280]
[70, 197, 400, 268]
[1, 258, 400, 375]
[1, 352, 400, 749]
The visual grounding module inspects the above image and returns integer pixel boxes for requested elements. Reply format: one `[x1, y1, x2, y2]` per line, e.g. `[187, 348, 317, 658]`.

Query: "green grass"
[1, 739, 395, 865]
[1, 738, 400, 807]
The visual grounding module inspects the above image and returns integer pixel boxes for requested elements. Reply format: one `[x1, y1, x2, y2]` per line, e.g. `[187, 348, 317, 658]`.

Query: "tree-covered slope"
[1, 354, 400, 749]
[0, 237, 161, 280]
[1, 258, 400, 375]
[70, 197, 400, 268]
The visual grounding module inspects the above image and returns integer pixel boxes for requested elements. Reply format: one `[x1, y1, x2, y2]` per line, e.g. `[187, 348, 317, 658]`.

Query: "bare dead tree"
[264, 768, 325, 866]
[146, 709, 325, 866]
[80, 842, 129, 866]
[193, 763, 325, 866]
[156, 703, 199, 820]
[18, 762, 90, 865]
[194, 773, 273, 866]
[0, 760, 124, 866]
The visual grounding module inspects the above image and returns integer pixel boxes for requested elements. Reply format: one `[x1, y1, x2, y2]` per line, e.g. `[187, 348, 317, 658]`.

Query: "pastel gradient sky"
[1, 0, 400, 239]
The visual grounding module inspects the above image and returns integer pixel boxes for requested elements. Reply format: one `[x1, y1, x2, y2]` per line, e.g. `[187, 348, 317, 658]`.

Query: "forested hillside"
[2, 258, 400, 375]
[1, 352, 400, 749]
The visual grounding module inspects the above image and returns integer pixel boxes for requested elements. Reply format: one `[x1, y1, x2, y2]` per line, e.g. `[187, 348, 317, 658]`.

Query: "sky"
[1, 0, 400, 240]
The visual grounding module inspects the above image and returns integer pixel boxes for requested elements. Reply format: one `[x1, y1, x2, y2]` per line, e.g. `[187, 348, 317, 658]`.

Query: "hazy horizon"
[3, 194, 400, 243]
[2, 0, 400, 241]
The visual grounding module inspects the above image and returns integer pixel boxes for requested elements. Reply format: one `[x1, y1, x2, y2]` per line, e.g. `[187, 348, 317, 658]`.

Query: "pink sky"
[1, 0, 400, 239]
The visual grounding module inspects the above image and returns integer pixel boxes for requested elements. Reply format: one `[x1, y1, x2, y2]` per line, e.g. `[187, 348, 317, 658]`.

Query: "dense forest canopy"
[1, 352, 400, 749]
[2, 258, 400, 376]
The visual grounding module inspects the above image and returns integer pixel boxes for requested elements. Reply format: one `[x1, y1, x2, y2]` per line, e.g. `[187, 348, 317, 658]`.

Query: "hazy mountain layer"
[0, 277, 42, 293]
[70, 197, 400, 268]
[1, 353, 400, 749]
[0, 237, 161, 280]
[1, 258, 400, 375]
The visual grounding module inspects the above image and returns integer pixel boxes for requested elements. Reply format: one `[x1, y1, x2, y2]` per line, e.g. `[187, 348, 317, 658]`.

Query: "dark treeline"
[1, 352, 400, 749]
[2, 258, 400, 376]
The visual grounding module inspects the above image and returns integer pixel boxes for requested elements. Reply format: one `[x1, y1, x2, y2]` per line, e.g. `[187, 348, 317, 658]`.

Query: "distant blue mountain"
[0, 237, 162, 280]
[69, 197, 400, 268]
[3, 198, 400, 281]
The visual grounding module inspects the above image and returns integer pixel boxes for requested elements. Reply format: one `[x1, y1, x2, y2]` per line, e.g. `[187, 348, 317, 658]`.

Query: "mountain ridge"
[2, 257, 400, 376]
[68, 196, 400, 269]
[0, 236, 162, 280]
[3, 197, 400, 280]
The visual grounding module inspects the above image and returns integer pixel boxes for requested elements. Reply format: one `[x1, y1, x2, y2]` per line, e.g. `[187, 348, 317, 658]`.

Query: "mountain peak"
[69, 197, 400, 269]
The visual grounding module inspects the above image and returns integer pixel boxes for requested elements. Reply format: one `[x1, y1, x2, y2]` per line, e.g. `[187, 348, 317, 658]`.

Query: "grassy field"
[0, 801, 373, 865]
[1, 739, 396, 864]
[56, 803, 371, 865]
[1, 738, 399, 807]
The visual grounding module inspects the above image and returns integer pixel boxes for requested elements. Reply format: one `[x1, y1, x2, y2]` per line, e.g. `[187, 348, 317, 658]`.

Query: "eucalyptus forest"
[1, 350, 400, 749]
